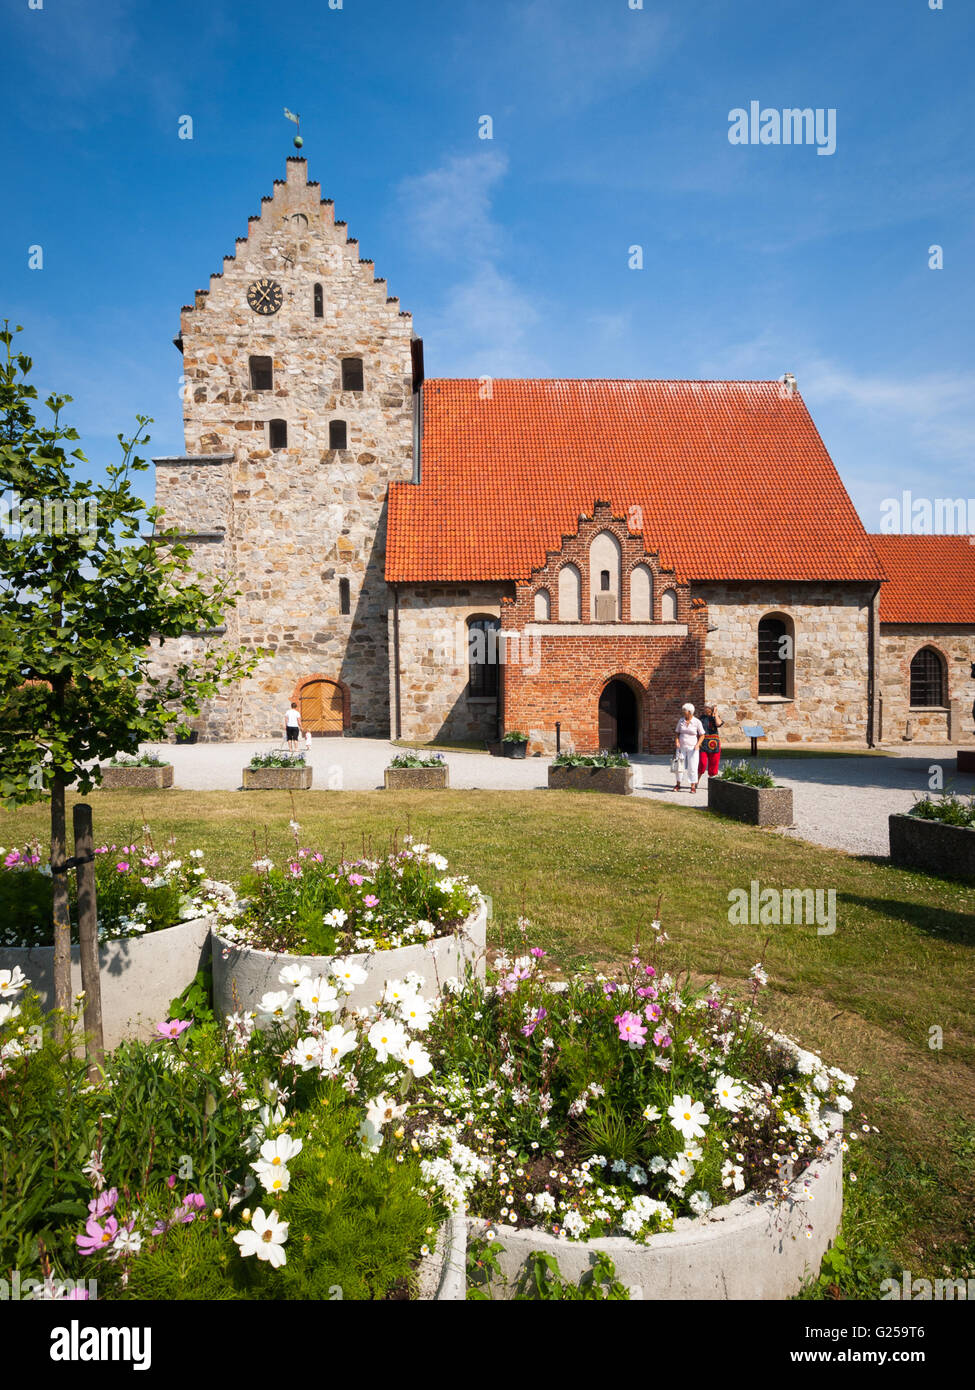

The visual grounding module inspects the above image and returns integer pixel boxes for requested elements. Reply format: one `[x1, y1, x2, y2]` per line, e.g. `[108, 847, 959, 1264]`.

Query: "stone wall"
[696, 584, 875, 745]
[878, 625, 975, 745]
[149, 157, 415, 737]
[391, 584, 509, 744]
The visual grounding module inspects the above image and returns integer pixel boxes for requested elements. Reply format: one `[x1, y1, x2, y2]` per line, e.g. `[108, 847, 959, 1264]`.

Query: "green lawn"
[4, 787, 974, 1293]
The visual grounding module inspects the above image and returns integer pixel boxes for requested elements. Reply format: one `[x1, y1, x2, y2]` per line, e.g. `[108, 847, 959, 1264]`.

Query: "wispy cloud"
[397, 151, 509, 260]
[509, 0, 671, 109]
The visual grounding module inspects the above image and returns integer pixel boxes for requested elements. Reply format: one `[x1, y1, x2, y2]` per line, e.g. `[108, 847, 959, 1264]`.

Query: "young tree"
[0, 325, 261, 1033]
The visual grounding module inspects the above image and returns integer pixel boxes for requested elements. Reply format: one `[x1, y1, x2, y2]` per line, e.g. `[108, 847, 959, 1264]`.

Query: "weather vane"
[284, 108, 303, 150]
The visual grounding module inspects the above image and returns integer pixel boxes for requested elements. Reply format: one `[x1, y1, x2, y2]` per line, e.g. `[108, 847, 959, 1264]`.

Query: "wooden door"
[299, 680, 344, 734]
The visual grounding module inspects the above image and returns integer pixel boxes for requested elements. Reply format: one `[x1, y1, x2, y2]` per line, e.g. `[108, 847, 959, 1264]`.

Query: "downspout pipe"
[392, 582, 402, 741]
[866, 581, 881, 748]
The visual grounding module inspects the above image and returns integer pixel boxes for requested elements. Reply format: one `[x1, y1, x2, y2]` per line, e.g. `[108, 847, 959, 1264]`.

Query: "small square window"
[269, 419, 288, 450]
[249, 356, 273, 391]
[329, 420, 347, 450]
[341, 358, 364, 392]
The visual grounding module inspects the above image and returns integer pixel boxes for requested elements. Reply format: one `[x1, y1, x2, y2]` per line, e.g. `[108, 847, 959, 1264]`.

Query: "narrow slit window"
[339, 578, 351, 615]
[313, 283, 323, 318]
[329, 420, 347, 449]
[269, 419, 288, 450]
[341, 357, 364, 392]
[249, 355, 273, 391]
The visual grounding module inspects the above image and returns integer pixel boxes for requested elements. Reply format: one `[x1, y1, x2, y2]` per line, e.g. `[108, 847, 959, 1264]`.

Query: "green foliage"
[123, 1096, 439, 1301]
[552, 751, 630, 767]
[107, 751, 169, 767]
[515, 1251, 631, 1300]
[388, 752, 446, 768]
[248, 750, 306, 768]
[715, 759, 777, 788]
[502, 730, 528, 743]
[909, 792, 975, 827]
[169, 967, 216, 1028]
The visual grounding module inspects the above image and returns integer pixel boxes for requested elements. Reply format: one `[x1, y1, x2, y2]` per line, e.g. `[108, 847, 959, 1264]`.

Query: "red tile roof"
[871, 535, 975, 624]
[386, 379, 884, 585]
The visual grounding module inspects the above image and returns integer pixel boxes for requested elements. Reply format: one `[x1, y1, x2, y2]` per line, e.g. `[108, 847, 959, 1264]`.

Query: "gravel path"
[136, 740, 972, 861]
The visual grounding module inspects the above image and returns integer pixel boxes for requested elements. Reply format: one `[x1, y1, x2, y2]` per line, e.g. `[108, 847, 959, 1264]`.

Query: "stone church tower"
[150, 157, 415, 737]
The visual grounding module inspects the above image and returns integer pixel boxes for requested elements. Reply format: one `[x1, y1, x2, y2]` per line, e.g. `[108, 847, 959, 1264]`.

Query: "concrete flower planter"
[469, 1112, 843, 1301]
[502, 742, 528, 759]
[212, 903, 487, 1022]
[548, 765, 634, 795]
[417, 1211, 467, 1301]
[241, 766, 313, 790]
[0, 915, 214, 1049]
[384, 766, 449, 790]
[957, 749, 975, 775]
[99, 764, 174, 789]
[888, 813, 975, 883]
[708, 777, 793, 827]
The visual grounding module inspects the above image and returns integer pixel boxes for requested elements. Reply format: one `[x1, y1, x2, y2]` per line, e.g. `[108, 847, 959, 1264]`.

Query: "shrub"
[248, 751, 306, 769]
[908, 792, 975, 827]
[502, 731, 528, 744]
[715, 759, 776, 789]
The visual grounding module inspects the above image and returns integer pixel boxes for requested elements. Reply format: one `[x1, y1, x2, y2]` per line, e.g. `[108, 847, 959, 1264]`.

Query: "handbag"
[670, 753, 683, 775]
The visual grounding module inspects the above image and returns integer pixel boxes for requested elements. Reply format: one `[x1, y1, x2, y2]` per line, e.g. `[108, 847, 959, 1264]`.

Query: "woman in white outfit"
[674, 702, 705, 793]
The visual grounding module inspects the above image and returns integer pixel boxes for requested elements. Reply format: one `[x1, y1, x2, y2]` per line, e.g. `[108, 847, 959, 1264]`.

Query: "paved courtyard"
[139, 740, 974, 861]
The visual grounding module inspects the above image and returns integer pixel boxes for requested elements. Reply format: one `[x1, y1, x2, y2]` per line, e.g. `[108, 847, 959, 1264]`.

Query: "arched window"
[342, 358, 364, 391]
[660, 588, 678, 622]
[313, 283, 324, 317]
[558, 564, 581, 622]
[339, 578, 351, 616]
[329, 420, 347, 449]
[269, 419, 288, 450]
[467, 616, 500, 698]
[758, 613, 795, 698]
[589, 531, 621, 620]
[533, 588, 551, 621]
[910, 647, 947, 707]
[630, 565, 653, 621]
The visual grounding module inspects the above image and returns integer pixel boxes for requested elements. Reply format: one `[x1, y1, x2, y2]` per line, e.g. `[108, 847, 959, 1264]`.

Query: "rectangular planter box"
[502, 742, 528, 759]
[889, 813, 975, 883]
[957, 749, 975, 775]
[99, 764, 174, 789]
[547, 765, 633, 795]
[384, 766, 449, 789]
[242, 766, 313, 790]
[708, 777, 793, 827]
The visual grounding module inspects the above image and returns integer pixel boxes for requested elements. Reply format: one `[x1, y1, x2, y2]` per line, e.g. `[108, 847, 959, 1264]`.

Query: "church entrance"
[297, 678, 345, 735]
[598, 679, 639, 754]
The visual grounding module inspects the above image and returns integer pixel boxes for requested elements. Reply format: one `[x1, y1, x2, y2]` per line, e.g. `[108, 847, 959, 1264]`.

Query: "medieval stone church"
[149, 158, 975, 752]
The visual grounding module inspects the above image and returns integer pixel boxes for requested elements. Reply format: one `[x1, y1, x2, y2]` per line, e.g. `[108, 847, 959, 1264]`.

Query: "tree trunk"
[51, 771, 71, 1041]
[73, 802, 104, 1075]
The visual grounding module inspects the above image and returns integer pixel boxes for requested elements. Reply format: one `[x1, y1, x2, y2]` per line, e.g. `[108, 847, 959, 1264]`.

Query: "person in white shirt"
[284, 702, 302, 748]
[674, 702, 705, 793]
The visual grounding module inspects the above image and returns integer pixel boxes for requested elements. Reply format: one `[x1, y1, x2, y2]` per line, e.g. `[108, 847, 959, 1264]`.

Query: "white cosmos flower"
[257, 990, 294, 1021]
[642, 1103, 662, 1122]
[251, 1161, 291, 1194]
[0, 1003, 21, 1027]
[398, 993, 433, 1031]
[288, 1036, 324, 1071]
[278, 963, 311, 988]
[382, 979, 408, 1004]
[234, 1207, 289, 1267]
[401, 1042, 432, 1077]
[368, 1018, 408, 1062]
[365, 1094, 408, 1129]
[259, 1134, 303, 1166]
[0, 968, 28, 997]
[295, 975, 339, 1015]
[667, 1094, 710, 1141]
[713, 1074, 745, 1112]
[666, 1155, 695, 1187]
[319, 1024, 358, 1073]
[357, 1119, 383, 1155]
[330, 959, 368, 993]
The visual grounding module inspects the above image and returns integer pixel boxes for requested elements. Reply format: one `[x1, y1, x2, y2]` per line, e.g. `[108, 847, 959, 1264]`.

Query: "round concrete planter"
[889, 812, 975, 883]
[212, 904, 487, 1021]
[468, 1112, 843, 1300]
[708, 776, 793, 827]
[384, 765, 449, 790]
[548, 764, 633, 795]
[99, 764, 174, 789]
[0, 914, 214, 1050]
[417, 1210, 467, 1300]
[242, 766, 313, 790]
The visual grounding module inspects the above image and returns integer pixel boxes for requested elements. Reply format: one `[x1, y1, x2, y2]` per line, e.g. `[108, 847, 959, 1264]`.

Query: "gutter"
[392, 582, 402, 740]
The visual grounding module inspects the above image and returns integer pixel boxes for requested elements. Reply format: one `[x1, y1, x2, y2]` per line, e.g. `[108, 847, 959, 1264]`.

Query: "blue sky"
[1, 0, 972, 532]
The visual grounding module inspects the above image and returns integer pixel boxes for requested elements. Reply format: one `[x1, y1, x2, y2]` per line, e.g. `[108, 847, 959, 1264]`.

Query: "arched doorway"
[598, 679, 639, 753]
[294, 676, 347, 735]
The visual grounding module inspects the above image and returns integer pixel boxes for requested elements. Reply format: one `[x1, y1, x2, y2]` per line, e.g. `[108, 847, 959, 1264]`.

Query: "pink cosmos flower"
[77, 1215, 119, 1256]
[530, 947, 547, 959]
[616, 1011, 648, 1047]
[644, 965, 656, 977]
[4, 851, 21, 868]
[521, 1007, 547, 1038]
[602, 982, 618, 997]
[363, 894, 379, 907]
[156, 1019, 192, 1040]
[348, 873, 364, 886]
[644, 1002, 662, 1022]
[87, 1188, 119, 1218]
[652, 1029, 672, 1048]
[287, 862, 302, 877]
[116, 862, 130, 874]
